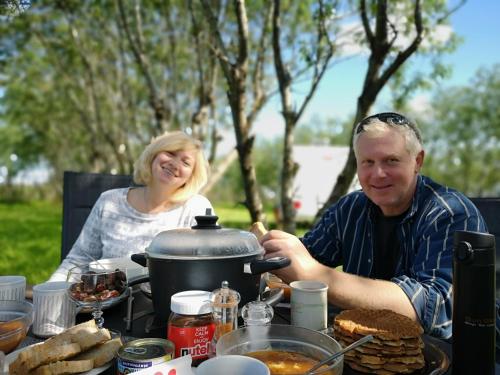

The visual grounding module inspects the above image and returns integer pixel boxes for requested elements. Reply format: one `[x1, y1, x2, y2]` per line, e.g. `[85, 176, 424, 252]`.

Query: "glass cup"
[0, 276, 26, 301]
[32, 281, 78, 337]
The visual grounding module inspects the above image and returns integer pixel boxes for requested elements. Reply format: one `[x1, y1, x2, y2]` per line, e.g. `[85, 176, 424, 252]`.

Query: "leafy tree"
[316, 0, 465, 222]
[420, 64, 500, 196]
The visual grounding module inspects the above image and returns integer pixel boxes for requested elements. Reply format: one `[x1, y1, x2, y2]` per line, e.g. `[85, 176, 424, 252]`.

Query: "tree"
[315, 0, 465, 222]
[0, 0, 229, 187]
[421, 64, 500, 196]
[272, 0, 336, 233]
[198, 0, 275, 224]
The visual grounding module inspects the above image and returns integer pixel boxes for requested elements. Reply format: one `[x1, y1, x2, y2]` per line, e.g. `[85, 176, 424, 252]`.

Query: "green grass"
[0, 201, 62, 285]
[0, 201, 285, 285]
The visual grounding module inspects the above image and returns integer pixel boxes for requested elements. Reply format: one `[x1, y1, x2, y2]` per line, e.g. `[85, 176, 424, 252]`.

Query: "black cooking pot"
[130, 210, 290, 321]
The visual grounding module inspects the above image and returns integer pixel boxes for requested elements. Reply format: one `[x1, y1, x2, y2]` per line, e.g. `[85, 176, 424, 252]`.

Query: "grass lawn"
[0, 201, 62, 285]
[1, 201, 295, 285]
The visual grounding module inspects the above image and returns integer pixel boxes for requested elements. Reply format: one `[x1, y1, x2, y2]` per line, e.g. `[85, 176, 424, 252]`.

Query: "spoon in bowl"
[305, 334, 374, 375]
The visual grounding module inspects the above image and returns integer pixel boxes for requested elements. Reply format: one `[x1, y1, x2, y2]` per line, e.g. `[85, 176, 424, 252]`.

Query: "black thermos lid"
[453, 230, 495, 249]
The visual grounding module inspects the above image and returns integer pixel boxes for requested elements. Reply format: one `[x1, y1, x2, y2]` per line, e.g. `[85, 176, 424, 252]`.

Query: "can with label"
[117, 338, 175, 374]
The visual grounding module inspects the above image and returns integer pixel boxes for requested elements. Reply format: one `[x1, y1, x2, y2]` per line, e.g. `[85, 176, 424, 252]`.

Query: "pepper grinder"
[453, 230, 496, 374]
[210, 281, 241, 344]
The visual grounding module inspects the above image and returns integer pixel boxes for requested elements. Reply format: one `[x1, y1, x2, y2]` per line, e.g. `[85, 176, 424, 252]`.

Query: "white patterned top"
[49, 188, 213, 281]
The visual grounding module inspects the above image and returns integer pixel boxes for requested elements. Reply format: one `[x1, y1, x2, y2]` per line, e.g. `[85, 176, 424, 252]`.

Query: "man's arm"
[261, 230, 418, 321]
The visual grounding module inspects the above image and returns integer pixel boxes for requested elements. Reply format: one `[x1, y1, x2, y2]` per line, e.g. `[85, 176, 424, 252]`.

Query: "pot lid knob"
[192, 208, 221, 229]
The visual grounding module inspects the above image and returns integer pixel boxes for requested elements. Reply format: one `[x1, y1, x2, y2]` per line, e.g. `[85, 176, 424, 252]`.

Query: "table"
[13, 288, 499, 375]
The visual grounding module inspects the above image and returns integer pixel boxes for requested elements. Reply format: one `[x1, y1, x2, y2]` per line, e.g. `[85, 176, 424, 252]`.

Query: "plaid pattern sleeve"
[302, 175, 487, 340]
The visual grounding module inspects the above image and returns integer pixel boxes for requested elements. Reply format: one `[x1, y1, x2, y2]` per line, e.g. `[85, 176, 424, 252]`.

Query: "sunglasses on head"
[355, 112, 422, 143]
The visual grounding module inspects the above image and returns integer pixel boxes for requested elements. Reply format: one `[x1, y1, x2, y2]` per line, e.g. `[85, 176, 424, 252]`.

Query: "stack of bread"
[334, 309, 425, 374]
[9, 320, 122, 374]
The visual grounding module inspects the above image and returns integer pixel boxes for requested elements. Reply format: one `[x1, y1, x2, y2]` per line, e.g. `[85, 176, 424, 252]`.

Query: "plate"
[342, 335, 450, 375]
[3, 343, 112, 374]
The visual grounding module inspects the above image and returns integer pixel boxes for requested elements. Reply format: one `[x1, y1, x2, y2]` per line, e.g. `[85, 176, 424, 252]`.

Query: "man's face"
[356, 128, 424, 216]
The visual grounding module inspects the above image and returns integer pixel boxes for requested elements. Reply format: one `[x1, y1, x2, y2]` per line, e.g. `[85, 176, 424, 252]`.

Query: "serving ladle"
[305, 334, 374, 375]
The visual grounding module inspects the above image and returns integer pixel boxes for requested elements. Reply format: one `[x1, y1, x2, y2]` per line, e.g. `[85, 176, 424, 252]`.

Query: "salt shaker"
[241, 300, 274, 326]
[210, 281, 241, 342]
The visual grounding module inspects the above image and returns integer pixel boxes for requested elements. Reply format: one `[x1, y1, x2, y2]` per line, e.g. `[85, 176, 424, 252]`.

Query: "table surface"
[11, 287, 499, 375]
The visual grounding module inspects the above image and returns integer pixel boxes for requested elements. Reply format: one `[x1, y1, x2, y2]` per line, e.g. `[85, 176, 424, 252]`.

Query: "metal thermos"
[453, 230, 496, 374]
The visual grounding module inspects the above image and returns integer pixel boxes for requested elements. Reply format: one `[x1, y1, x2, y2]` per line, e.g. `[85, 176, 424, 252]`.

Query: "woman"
[49, 131, 213, 281]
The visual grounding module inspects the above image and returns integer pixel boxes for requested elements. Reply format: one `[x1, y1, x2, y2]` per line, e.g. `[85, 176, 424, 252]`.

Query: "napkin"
[131, 355, 195, 375]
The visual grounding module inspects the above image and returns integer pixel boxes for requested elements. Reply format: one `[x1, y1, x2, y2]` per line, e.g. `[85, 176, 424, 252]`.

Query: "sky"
[248, 0, 500, 140]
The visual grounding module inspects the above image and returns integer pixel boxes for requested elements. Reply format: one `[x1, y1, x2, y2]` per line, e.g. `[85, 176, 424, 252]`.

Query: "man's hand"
[260, 230, 325, 283]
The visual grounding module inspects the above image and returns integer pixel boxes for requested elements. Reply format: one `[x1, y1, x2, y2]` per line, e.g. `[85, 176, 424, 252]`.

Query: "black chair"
[61, 171, 134, 261]
[470, 197, 500, 298]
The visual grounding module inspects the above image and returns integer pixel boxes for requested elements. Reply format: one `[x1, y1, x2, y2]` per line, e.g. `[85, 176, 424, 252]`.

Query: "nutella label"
[167, 323, 215, 360]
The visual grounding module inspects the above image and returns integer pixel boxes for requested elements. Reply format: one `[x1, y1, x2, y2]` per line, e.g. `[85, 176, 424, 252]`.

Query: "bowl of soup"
[216, 324, 343, 375]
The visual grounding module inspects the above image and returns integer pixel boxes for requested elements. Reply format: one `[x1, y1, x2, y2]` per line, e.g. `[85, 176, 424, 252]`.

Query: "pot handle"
[260, 287, 284, 306]
[131, 253, 147, 267]
[127, 275, 150, 287]
[244, 256, 291, 275]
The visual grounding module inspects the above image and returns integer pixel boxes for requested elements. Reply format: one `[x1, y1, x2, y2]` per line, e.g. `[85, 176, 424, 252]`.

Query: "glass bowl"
[0, 300, 33, 354]
[216, 324, 343, 375]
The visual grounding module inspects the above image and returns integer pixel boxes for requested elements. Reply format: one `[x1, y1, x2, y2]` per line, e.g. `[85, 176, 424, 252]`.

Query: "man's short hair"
[353, 112, 423, 158]
[133, 131, 209, 203]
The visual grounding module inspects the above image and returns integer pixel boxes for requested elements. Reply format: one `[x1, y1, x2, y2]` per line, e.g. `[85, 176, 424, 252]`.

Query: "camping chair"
[60, 171, 134, 261]
[469, 197, 500, 298]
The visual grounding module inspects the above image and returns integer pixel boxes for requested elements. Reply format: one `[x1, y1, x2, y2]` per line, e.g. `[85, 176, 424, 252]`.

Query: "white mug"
[0, 276, 26, 301]
[290, 280, 328, 331]
[32, 281, 78, 337]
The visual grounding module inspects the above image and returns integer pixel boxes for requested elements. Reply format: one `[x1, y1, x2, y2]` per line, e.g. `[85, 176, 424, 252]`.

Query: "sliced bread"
[73, 337, 122, 367]
[30, 359, 94, 375]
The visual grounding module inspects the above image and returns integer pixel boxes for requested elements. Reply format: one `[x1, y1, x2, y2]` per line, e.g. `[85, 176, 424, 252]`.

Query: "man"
[261, 112, 486, 340]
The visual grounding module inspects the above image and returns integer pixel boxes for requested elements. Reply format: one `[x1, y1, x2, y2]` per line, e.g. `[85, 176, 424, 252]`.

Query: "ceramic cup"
[32, 281, 78, 337]
[0, 276, 26, 301]
[197, 355, 270, 375]
[290, 280, 328, 331]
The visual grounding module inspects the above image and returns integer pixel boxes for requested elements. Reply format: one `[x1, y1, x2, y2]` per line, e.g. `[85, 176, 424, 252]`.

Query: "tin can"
[117, 338, 175, 374]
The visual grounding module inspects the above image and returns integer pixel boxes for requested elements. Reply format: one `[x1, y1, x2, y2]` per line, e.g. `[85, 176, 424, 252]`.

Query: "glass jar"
[167, 290, 215, 366]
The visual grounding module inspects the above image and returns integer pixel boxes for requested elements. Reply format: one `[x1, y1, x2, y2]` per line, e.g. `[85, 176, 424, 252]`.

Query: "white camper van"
[291, 145, 360, 220]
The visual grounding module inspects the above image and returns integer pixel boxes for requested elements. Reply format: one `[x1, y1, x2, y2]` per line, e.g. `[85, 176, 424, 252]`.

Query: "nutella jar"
[167, 290, 215, 366]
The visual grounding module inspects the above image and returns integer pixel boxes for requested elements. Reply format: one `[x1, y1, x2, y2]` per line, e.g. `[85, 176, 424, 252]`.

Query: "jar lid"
[146, 209, 263, 259]
[170, 290, 212, 315]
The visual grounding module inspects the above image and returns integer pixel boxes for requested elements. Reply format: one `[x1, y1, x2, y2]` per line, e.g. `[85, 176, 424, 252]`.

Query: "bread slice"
[75, 327, 111, 351]
[11, 342, 82, 372]
[10, 320, 111, 373]
[72, 337, 122, 368]
[250, 222, 267, 240]
[43, 320, 97, 347]
[30, 359, 94, 375]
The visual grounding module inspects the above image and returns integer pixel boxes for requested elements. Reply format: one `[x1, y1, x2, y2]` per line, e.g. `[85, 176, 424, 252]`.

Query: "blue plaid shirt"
[302, 175, 487, 340]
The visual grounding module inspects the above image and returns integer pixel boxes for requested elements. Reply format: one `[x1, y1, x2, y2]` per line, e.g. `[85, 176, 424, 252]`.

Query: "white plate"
[3, 343, 112, 374]
[89, 257, 148, 281]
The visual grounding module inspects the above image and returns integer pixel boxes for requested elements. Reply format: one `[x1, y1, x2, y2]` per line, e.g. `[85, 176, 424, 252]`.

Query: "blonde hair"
[133, 131, 209, 203]
[353, 117, 423, 158]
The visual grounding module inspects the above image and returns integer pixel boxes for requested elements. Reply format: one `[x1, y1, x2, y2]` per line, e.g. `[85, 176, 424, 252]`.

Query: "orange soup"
[246, 350, 328, 375]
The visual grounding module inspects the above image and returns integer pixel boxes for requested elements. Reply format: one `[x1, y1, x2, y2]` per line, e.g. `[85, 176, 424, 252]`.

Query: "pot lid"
[146, 209, 263, 259]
